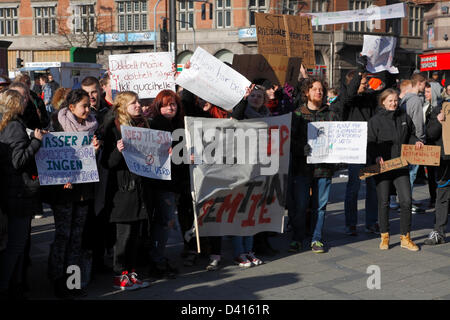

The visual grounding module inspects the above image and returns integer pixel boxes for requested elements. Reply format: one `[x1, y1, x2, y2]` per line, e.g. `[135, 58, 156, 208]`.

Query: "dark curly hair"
[300, 77, 328, 105]
[60, 89, 89, 110]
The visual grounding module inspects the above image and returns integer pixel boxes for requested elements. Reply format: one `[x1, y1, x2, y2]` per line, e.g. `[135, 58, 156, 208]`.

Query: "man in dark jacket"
[336, 56, 380, 236]
[424, 104, 449, 245]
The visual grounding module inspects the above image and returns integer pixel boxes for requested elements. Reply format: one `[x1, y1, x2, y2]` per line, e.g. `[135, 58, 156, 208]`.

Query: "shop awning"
[420, 52, 450, 71]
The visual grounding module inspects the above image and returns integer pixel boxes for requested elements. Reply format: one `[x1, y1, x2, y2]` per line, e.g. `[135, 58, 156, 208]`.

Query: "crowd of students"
[0, 55, 448, 300]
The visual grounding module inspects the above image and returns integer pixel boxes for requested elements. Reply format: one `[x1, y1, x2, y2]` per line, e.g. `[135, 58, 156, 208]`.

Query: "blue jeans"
[149, 192, 176, 263]
[409, 164, 419, 194]
[289, 175, 332, 243]
[344, 164, 378, 228]
[232, 236, 253, 258]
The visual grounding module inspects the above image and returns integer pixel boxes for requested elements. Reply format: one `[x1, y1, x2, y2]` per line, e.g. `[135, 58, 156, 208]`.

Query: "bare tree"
[56, 4, 112, 48]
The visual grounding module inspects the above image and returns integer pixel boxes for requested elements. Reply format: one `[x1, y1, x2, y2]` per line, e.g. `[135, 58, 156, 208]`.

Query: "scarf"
[58, 107, 98, 134]
[245, 104, 271, 119]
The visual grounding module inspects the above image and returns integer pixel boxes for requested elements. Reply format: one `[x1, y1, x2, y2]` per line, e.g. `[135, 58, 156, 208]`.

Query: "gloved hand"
[356, 54, 368, 72]
[304, 143, 312, 156]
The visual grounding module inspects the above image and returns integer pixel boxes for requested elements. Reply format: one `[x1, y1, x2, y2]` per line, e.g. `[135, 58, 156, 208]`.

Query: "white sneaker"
[246, 252, 263, 266]
[206, 255, 220, 271]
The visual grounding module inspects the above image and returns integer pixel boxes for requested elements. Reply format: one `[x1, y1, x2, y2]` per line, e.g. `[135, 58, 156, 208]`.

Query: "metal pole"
[169, 0, 177, 63]
[153, 0, 162, 52]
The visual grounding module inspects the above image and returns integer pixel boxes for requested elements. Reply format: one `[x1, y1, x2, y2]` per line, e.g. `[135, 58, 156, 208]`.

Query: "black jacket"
[0, 117, 42, 216]
[22, 91, 50, 130]
[101, 117, 151, 223]
[426, 105, 450, 182]
[367, 107, 419, 165]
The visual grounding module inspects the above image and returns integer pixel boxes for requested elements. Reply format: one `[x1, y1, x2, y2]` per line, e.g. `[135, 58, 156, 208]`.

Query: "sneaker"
[246, 252, 263, 266]
[206, 255, 220, 271]
[311, 241, 325, 253]
[113, 271, 138, 291]
[288, 241, 302, 253]
[345, 226, 357, 236]
[234, 254, 252, 268]
[129, 270, 150, 289]
[389, 196, 399, 210]
[365, 223, 380, 235]
[33, 214, 44, 219]
[423, 231, 445, 245]
[411, 204, 424, 214]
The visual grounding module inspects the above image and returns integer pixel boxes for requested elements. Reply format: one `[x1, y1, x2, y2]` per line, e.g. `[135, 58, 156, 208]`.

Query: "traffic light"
[201, 3, 206, 20]
[16, 57, 23, 68]
[160, 17, 169, 51]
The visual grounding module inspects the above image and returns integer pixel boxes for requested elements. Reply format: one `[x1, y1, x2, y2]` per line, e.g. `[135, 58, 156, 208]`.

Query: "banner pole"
[192, 199, 201, 254]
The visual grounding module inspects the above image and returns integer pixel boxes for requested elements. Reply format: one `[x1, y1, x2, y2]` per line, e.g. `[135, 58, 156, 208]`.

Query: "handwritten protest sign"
[359, 157, 408, 180]
[361, 35, 399, 74]
[175, 47, 251, 111]
[401, 144, 440, 166]
[109, 52, 175, 99]
[232, 54, 301, 87]
[310, 3, 406, 26]
[307, 122, 367, 164]
[442, 102, 450, 155]
[35, 132, 99, 185]
[120, 125, 172, 180]
[184, 113, 291, 237]
[255, 13, 315, 68]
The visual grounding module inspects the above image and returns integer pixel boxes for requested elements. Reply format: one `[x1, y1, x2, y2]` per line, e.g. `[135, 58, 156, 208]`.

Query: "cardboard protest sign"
[401, 144, 440, 166]
[442, 102, 450, 155]
[184, 114, 291, 237]
[120, 125, 172, 180]
[361, 35, 399, 74]
[359, 157, 408, 180]
[109, 52, 175, 99]
[35, 132, 99, 185]
[175, 47, 251, 111]
[307, 122, 367, 164]
[255, 12, 315, 69]
[232, 54, 301, 87]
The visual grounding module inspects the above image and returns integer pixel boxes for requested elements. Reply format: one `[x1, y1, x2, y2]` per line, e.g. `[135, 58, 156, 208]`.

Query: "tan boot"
[379, 232, 389, 250]
[400, 233, 419, 251]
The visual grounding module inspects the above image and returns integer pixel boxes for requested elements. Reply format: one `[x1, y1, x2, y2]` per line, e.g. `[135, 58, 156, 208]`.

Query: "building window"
[409, 4, 423, 37]
[311, 0, 327, 31]
[348, 0, 372, 32]
[216, 0, 231, 28]
[249, 0, 268, 26]
[179, 0, 194, 30]
[72, 4, 95, 34]
[0, 7, 18, 36]
[117, 1, 148, 32]
[34, 7, 57, 35]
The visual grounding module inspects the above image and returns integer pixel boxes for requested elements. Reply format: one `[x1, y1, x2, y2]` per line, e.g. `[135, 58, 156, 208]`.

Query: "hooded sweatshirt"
[400, 92, 425, 142]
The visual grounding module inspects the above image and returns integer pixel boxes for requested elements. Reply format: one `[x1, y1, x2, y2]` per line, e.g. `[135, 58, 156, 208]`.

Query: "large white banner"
[109, 52, 175, 98]
[310, 3, 405, 27]
[361, 35, 399, 74]
[185, 114, 291, 236]
[120, 125, 172, 180]
[175, 47, 251, 111]
[35, 132, 99, 185]
[307, 122, 367, 164]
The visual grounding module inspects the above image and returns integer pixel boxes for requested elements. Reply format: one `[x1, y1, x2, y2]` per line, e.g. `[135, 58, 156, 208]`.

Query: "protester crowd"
[0, 55, 448, 300]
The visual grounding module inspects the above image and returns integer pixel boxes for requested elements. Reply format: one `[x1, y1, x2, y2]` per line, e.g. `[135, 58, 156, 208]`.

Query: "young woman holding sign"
[0, 90, 45, 299]
[101, 91, 151, 290]
[46, 89, 100, 299]
[367, 88, 423, 251]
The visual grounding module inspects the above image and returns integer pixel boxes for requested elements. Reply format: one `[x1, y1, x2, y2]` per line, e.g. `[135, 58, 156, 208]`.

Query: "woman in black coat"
[101, 91, 151, 290]
[367, 88, 423, 252]
[0, 89, 45, 299]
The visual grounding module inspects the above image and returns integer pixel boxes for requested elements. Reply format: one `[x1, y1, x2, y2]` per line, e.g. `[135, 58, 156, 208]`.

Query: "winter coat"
[400, 92, 425, 142]
[426, 105, 450, 182]
[291, 104, 339, 178]
[367, 107, 419, 167]
[22, 91, 50, 130]
[0, 117, 42, 216]
[101, 116, 151, 223]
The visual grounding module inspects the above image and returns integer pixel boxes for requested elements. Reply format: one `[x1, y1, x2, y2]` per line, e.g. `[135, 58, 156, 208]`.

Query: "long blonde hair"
[113, 91, 140, 126]
[0, 89, 26, 131]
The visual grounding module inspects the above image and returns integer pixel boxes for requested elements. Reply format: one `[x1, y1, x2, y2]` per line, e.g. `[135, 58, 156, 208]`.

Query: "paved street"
[27, 171, 450, 300]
